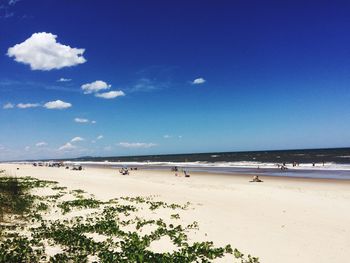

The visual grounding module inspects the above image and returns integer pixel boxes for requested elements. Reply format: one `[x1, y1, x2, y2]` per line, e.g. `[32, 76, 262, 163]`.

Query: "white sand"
[1, 163, 350, 263]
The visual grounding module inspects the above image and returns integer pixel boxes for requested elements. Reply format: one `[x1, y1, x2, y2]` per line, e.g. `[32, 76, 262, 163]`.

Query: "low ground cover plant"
[0, 174, 260, 262]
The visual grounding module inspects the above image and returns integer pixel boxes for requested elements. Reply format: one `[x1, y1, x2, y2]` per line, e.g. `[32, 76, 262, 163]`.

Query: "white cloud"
[81, 80, 111, 94]
[4, 100, 72, 110]
[3, 103, 14, 109]
[7, 32, 86, 71]
[74, 118, 96, 124]
[58, 142, 76, 151]
[192, 77, 206, 85]
[44, 100, 72, 110]
[36, 142, 47, 147]
[57, 78, 71, 82]
[24, 146, 30, 151]
[71, 137, 84, 142]
[74, 118, 89, 123]
[163, 135, 171, 139]
[17, 103, 40, 109]
[118, 142, 157, 148]
[97, 135, 103, 140]
[95, 90, 125, 99]
[81, 81, 125, 99]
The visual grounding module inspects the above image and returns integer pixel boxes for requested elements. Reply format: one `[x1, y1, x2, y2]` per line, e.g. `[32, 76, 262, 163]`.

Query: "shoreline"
[62, 162, 350, 181]
[30, 159, 350, 180]
[1, 163, 350, 262]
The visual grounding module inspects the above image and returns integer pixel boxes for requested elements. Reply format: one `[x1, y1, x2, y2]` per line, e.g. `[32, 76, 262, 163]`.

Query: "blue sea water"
[61, 147, 350, 180]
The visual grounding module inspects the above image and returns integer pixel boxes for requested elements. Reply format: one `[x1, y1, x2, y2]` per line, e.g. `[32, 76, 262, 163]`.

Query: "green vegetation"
[0, 174, 260, 262]
[170, 213, 180, 219]
[58, 198, 103, 214]
[0, 176, 56, 221]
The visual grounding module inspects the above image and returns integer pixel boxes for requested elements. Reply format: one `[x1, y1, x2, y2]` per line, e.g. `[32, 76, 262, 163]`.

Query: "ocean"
[62, 147, 350, 180]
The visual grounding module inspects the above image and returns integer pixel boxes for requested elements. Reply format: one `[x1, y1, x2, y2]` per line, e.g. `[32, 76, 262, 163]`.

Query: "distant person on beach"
[281, 165, 288, 170]
[120, 168, 129, 175]
[250, 175, 262, 182]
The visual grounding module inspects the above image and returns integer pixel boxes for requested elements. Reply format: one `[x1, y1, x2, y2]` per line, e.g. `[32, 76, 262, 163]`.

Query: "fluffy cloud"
[17, 103, 40, 109]
[97, 135, 103, 140]
[3, 103, 14, 109]
[81, 80, 111, 94]
[95, 90, 125, 99]
[91, 120, 96, 124]
[58, 142, 76, 151]
[36, 142, 47, 147]
[44, 100, 72, 110]
[192, 77, 206, 85]
[74, 118, 89, 123]
[7, 32, 86, 70]
[57, 78, 71, 82]
[118, 142, 157, 148]
[81, 80, 125, 99]
[71, 137, 84, 142]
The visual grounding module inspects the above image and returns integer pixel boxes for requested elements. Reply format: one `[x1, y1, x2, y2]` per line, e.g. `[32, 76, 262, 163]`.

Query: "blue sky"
[1, 0, 350, 160]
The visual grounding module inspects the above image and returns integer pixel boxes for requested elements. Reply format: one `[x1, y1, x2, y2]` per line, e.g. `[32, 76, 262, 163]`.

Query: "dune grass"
[0, 173, 260, 263]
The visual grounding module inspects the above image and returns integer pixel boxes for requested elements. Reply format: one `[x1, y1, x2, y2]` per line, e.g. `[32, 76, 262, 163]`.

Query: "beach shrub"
[0, 176, 36, 221]
[58, 198, 103, 214]
[0, 175, 260, 263]
[0, 236, 44, 262]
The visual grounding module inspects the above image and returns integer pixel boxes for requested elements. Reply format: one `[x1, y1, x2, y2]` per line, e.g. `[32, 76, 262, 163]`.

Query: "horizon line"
[3, 146, 350, 163]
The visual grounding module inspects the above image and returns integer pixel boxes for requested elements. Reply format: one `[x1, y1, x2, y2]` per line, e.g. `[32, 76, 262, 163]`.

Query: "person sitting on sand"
[184, 170, 190, 177]
[120, 168, 129, 175]
[250, 175, 263, 182]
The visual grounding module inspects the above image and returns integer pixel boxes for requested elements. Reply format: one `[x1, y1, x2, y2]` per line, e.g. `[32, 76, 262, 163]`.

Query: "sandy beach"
[1, 163, 350, 263]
